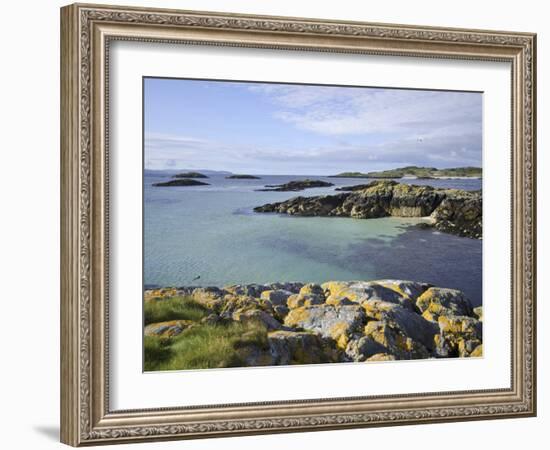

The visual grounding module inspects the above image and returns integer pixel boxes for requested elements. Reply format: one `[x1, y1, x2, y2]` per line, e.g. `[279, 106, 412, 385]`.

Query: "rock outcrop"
[226, 174, 261, 179]
[173, 171, 208, 178]
[145, 279, 482, 368]
[254, 180, 482, 238]
[153, 179, 209, 187]
[256, 179, 334, 192]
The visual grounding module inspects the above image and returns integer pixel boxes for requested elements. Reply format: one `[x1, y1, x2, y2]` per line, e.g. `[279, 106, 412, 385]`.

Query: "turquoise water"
[144, 174, 482, 306]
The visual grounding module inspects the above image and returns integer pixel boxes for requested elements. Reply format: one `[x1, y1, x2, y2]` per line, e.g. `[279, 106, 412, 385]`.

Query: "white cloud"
[250, 84, 481, 138]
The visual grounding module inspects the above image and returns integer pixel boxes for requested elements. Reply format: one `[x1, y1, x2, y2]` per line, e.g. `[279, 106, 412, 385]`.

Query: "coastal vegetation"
[256, 179, 334, 192]
[152, 179, 210, 187]
[144, 280, 483, 371]
[254, 180, 482, 239]
[144, 296, 210, 325]
[330, 166, 482, 179]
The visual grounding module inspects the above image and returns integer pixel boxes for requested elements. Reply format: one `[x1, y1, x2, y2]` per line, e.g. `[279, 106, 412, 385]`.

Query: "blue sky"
[144, 78, 482, 175]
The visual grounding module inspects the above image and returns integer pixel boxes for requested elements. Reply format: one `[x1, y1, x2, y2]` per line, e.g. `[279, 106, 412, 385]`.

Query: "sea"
[144, 173, 482, 307]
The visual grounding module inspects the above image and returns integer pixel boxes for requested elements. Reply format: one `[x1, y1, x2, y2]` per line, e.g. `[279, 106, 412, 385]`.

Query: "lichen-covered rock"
[287, 293, 325, 309]
[191, 287, 227, 310]
[272, 305, 290, 321]
[438, 315, 482, 337]
[254, 180, 482, 238]
[218, 295, 264, 319]
[266, 282, 304, 293]
[145, 281, 483, 367]
[268, 330, 342, 365]
[144, 287, 179, 302]
[416, 287, 474, 321]
[431, 191, 482, 239]
[144, 320, 193, 338]
[375, 279, 432, 301]
[325, 295, 356, 306]
[345, 336, 388, 362]
[435, 315, 483, 357]
[284, 305, 367, 349]
[233, 309, 282, 331]
[362, 299, 403, 320]
[362, 301, 438, 352]
[366, 353, 397, 362]
[299, 283, 325, 297]
[260, 289, 293, 306]
[473, 306, 483, 321]
[224, 284, 267, 298]
[363, 320, 431, 360]
[321, 280, 426, 311]
[470, 344, 483, 357]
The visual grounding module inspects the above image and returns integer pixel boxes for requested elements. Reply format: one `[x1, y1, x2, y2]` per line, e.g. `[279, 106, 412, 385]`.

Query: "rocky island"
[256, 179, 334, 192]
[330, 166, 482, 179]
[226, 174, 261, 179]
[144, 279, 482, 371]
[254, 180, 482, 239]
[173, 171, 209, 178]
[153, 179, 210, 187]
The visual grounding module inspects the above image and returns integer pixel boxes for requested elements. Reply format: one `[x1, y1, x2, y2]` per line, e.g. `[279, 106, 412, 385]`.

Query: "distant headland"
[329, 166, 482, 179]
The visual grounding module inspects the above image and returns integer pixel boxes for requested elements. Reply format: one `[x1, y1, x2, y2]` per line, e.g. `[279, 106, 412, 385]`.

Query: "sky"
[144, 78, 482, 175]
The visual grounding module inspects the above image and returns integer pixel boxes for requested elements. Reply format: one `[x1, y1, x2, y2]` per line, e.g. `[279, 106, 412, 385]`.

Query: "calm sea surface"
[144, 174, 482, 306]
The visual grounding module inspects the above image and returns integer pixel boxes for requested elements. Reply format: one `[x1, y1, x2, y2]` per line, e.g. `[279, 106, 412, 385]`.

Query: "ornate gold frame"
[60, 3, 536, 446]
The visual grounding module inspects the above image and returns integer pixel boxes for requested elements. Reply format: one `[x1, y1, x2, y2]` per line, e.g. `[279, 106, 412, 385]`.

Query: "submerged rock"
[254, 180, 482, 238]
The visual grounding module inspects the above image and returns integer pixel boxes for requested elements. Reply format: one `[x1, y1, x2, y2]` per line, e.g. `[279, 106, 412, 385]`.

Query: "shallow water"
[144, 173, 482, 306]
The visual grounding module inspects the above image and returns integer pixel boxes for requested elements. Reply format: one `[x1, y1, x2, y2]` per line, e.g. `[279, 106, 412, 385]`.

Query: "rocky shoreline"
[145, 279, 482, 369]
[254, 180, 482, 239]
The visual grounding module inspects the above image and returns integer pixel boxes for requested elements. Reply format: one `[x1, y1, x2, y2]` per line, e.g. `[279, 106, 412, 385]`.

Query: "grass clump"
[144, 321, 269, 371]
[144, 296, 209, 325]
[144, 336, 173, 370]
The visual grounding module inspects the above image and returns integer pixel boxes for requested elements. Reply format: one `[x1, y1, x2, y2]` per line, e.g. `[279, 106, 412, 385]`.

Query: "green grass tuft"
[144, 321, 269, 371]
[144, 336, 173, 371]
[144, 296, 209, 325]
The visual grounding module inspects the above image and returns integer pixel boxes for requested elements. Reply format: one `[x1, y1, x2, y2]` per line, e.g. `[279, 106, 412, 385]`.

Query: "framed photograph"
[60, 3, 536, 446]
